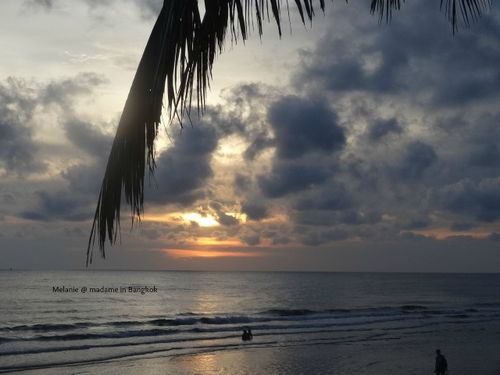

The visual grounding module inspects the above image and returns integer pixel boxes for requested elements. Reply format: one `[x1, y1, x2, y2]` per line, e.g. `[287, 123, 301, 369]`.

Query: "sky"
[1, 0, 500, 272]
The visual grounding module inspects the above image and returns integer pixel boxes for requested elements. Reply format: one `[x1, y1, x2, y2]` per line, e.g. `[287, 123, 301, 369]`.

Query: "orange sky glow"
[163, 249, 263, 259]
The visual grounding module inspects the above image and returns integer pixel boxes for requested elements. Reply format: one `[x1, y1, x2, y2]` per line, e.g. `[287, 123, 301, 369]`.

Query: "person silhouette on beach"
[242, 329, 253, 341]
[242, 329, 249, 341]
[434, 349, 448, 375]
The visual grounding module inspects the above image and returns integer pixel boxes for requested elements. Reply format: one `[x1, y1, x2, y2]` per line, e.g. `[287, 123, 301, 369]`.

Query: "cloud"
[146, 125, 218, 206]
[295, 2, 500, 108]
[20, 190, 90, 222]
[241, 201, 268, 221]
[24, 0, 162, 19]
[293, 184, 353, 211]
[258, 156, 330, 198]
[39, 73, 106, 107]
[64, 119, 113, 158]
[368, 118, 403, 141]
[435, 177, 500, 222]
[299, 228, 349, 246]
[0, 72, 106, 176]
[24, 0, 54, 10]
[449, 222, 475, 231]
[240, 234, 260, 246]
[243, 132, 274, 161]
[209, 201, 240, 226]
[1, 73, 109, 221]
[393, 141, 438, 181]
[401, 217, 433, 230]
[268, 95, 345, 159]
[0, 78, 44, 173]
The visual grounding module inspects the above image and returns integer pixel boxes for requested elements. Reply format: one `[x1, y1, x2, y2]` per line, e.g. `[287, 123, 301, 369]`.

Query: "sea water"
[1, 271, 500, 373]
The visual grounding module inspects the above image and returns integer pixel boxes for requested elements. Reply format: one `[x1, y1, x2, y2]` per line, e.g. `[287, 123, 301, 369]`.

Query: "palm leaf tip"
[370, 0, 491, 30]
[370, 0, 403, 23]
[440, 0, 492, 31]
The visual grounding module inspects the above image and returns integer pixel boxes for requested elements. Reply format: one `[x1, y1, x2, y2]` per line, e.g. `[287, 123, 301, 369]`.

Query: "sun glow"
[164, 249, 258, 258]
[181, 213, 219, 227]
[142, 212, 220, 227]
[407, 227, 494, 240]
[189, 237, 243, 247]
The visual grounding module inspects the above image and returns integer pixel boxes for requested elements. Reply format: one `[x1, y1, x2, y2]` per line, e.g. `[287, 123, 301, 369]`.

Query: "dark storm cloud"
[294, 209, 381, 227]
[210, 201, 240, 226]
[462, 114, 500, 168]
[258, 157, 330, 198]
[393, 141, 438, 181]
[0, 72, 105, 180]
[243, 132, 275, 161]
[241, 201, 268, 221]
[146, 125, 218, 206]
[295, 2, 500, 108]
[0, 73, 105, 174]
[401, 217, 433, 230]
[39, 73, 106, 107]
[0, 118, 41, 173]
[0, 78, 44, 173]
[62, 162, 104, 196]
[299, 228, 349, 246]
[293, 184, 353, 211]
[368, 118, 403, 141]
[435, 177, 500, 222]
[2, 73, 108, 221]
[20, 191, 90, 222]
[268, 95, 345, 159]
[64, 119, 113, 158]
[468, 143, 500, 168]
[240, 234, 260, 246]
[450, 222, 475, 231]
[20, 134, 109, 221]
[254, 95, 346, 199]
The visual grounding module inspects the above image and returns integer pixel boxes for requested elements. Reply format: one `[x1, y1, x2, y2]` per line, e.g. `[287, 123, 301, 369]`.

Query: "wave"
[4, 313, 497, 346]
[260, 305, 428, 317]
[0, 322, 91, 332]
[1, 303, 498, 344]
[262, 309, 318, 316]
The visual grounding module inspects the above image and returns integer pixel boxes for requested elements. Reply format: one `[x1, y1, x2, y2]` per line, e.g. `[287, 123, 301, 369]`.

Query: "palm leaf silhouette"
[87, 0, 491, 265]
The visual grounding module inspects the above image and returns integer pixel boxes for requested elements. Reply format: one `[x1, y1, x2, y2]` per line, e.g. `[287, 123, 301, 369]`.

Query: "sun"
[181, 212, 219, 227]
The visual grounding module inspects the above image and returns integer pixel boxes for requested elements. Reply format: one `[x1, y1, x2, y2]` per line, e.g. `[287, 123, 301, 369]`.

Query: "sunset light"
[189, 237, 243, 247]
[163, 249, 260, 258]
[181, 213, 219, 227]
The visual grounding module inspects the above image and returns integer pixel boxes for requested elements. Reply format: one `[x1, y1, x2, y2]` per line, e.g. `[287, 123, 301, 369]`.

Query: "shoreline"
[13, 320, 500, 375]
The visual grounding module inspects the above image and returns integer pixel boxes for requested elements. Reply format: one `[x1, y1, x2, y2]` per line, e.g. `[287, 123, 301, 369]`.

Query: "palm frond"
[87, 0, 491, 265]
[370, 0, 492, 32]
[86, 0, 323, 265]
[440, 0, 492, 32]
[370, 0, 403, 23]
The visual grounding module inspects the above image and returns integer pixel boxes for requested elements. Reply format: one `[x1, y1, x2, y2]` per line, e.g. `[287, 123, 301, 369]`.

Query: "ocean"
[1, 271, 500, 374]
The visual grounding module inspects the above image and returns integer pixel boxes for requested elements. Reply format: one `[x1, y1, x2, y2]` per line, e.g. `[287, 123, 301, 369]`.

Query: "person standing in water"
[434, 349, 448, 375]
[241, 329, 253, 341]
